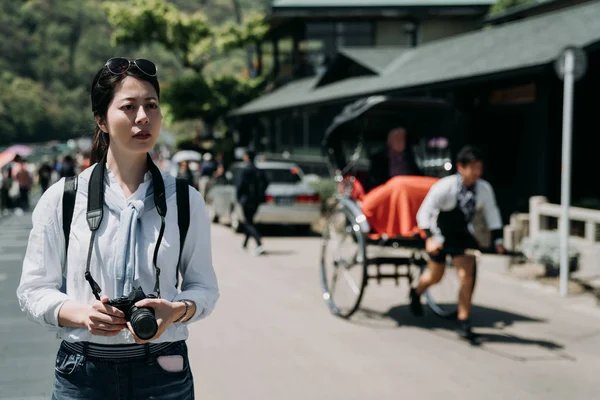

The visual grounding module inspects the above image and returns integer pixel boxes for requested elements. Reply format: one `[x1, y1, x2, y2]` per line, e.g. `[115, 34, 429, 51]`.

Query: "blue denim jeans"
[52, 341, 194, 400]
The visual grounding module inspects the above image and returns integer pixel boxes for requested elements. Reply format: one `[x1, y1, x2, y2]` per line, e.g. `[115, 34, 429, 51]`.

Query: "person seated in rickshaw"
[349, 126, 432, 239]
[364, 127, 421, 193]
[411, 146, 505, 340]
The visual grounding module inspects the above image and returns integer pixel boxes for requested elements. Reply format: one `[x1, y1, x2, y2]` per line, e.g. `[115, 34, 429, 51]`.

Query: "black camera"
[107, 287, 158, 340]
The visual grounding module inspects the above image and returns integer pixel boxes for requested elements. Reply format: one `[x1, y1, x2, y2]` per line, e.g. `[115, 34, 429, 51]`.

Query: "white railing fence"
[504, 196, 600, 277]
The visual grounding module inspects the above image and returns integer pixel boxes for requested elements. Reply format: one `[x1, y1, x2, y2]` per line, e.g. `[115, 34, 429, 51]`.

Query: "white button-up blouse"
[16, 164, 219, 344]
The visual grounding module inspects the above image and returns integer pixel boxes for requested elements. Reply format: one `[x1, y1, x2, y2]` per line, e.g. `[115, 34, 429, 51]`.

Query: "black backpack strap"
[61, 175, 77, 294]
[62, 176, 78, 252]
[176, 178, 190, 277]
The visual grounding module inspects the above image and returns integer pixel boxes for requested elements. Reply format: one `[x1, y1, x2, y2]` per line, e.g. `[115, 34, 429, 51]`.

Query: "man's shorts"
[428, 235, 479, 263]
[429, 248, 468, 263]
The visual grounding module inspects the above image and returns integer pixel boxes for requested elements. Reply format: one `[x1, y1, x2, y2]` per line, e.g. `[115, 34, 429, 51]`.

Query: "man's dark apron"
[436, 178, 479, 253]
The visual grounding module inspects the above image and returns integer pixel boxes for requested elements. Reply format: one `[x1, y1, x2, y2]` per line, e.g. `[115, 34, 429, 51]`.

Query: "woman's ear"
[95, 116, 107, 133]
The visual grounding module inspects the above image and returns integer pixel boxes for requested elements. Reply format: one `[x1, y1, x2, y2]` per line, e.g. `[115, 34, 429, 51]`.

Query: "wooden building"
[229, 1, 600, 223]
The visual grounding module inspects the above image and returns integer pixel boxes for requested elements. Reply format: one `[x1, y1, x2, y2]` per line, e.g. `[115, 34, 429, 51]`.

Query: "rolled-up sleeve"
[173, 190, 219, 324]
[16, 181, 70, 330]
[417, 179, 447, 230]
[480, 181, 503, 231]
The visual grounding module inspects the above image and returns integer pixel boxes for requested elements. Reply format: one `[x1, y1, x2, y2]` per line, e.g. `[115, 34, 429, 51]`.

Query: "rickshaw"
[319, 95, 469, 319]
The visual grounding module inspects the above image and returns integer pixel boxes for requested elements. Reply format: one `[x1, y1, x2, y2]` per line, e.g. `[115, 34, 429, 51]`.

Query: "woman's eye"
[121, 104, 133, 111]
[146, 103, 158, 109]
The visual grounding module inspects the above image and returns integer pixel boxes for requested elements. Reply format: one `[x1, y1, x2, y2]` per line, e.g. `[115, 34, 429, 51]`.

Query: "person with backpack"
[236, 150, 269, 256]
[16, 57, 219, 399]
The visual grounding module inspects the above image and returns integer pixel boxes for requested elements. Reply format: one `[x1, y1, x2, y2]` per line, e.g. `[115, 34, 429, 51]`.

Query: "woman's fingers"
[90, 310, 126, 326]
[89, 320, 126, 331]
[93, 300, 125, 319]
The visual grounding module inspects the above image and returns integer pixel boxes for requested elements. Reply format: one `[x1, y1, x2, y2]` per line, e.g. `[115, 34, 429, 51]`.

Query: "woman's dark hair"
[90, 62, 160, 164]
[456, 145, 484, 166]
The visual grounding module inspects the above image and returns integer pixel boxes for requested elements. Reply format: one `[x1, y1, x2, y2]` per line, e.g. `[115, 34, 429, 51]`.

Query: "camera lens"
[129, 306, 158, 340]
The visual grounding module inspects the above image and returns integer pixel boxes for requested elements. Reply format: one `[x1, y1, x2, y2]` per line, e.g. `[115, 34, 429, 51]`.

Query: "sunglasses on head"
[105, 58, 157, 77]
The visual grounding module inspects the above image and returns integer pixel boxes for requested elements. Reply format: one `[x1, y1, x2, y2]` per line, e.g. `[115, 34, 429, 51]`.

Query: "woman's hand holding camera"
[126, 298, 188, 344]
[84, 296, 127, 336]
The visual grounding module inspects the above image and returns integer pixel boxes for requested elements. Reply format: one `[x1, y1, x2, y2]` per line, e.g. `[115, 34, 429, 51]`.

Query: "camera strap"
[84, 153, 167, 300]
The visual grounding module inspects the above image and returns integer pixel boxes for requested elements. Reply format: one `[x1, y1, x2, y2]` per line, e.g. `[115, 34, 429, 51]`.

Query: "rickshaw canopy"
[322, 95, 456, 173]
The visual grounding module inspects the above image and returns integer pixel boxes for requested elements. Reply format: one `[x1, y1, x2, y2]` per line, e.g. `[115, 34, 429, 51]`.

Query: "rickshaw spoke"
[330, 267, 340, 296]
[341, 269, 361, 295]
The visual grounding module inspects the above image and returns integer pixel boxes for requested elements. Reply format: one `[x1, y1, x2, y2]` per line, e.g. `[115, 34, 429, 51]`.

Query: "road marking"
[0, 273, 7, 282]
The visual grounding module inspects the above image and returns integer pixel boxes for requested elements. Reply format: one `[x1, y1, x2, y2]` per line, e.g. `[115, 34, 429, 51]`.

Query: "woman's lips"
[133, 130, 151, 140]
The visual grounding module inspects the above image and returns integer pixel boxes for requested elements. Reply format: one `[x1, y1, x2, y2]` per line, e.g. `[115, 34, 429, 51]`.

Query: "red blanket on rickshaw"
[351, 176, 439, 239]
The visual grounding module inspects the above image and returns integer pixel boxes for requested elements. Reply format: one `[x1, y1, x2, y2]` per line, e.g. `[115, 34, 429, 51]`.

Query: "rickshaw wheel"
[420, 258, 478, 320]
[320, 204, 367, 318]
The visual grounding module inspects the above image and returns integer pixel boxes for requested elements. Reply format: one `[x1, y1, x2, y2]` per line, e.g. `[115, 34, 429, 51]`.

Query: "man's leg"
[453, 254, 476, 338]
[241, 206, 255, 248]
[410, 256, 446, 316]
[242, 206, 263, 251]
[242, 232, 250, 249]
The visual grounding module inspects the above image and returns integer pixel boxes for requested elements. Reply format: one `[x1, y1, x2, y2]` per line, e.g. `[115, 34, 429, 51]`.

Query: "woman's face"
[97, 76, 162, 157]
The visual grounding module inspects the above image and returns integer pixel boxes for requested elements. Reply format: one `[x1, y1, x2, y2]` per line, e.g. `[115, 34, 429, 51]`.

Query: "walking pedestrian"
[37, 159, 53, 193]
[12, 155, 32, 211]
[236, 150, 268, 256]
[16, 57, 219, 399]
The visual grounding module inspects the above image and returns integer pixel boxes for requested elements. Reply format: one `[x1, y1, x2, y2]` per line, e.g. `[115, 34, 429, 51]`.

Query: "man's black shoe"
[409, 288, 424, 317]
[456, 319, 474, 340]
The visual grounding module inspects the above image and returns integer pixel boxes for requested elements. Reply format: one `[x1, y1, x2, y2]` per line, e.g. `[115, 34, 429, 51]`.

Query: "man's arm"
[416, 179, 448, 240]
[235, 168, 247, 192]
[417, 180, 452, 255]
[480, 181, 504, 251]
[234, 168, 245, 203]
[417, 178, 449, 243]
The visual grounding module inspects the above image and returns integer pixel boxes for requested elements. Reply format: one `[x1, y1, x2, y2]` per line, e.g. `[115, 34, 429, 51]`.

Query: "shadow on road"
[353, 304, 572, 361]
[255, 225, 321, 238]
[262, 250, 297, 256]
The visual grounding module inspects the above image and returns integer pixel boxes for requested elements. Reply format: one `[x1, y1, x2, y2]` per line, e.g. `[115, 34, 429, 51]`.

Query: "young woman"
[17, 58, 219, 399]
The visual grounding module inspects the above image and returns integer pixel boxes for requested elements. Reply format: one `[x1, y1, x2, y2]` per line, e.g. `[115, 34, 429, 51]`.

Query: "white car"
[205, 161, 322, 232]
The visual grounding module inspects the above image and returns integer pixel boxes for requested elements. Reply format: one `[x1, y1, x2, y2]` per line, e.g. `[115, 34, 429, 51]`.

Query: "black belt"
[61, 341, 175, 359]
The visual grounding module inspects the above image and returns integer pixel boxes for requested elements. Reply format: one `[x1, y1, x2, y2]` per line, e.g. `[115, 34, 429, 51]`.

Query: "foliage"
[162, 74, 268, 124]
[103, 0, 271, 132]
[0, 72, 90, 144]
[103, 0, 213, 72]
[0, 0, 269, 146]
[304, 175, 337, 213]
[489, 0, 535, 15]
[217, 11, 269, 52]
[103, 0, 268, 73]
[520, 231, 580, 272]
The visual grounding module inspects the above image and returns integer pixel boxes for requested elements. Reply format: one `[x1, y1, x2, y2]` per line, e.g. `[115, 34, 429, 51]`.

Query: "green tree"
[0, 0, 270, 146]
[103, 0, 270, 136]
[489, 0, 535, 15]
[162, 73, 268, 125]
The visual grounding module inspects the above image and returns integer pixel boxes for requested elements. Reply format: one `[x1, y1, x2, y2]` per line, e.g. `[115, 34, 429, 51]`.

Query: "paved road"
[190, 223, 600, 400]
[2, 210, 600, 399]
[1, 212, 57, 400]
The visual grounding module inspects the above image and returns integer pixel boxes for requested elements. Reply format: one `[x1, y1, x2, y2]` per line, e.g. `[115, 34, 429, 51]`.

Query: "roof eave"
[229, 63, 550, 118]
